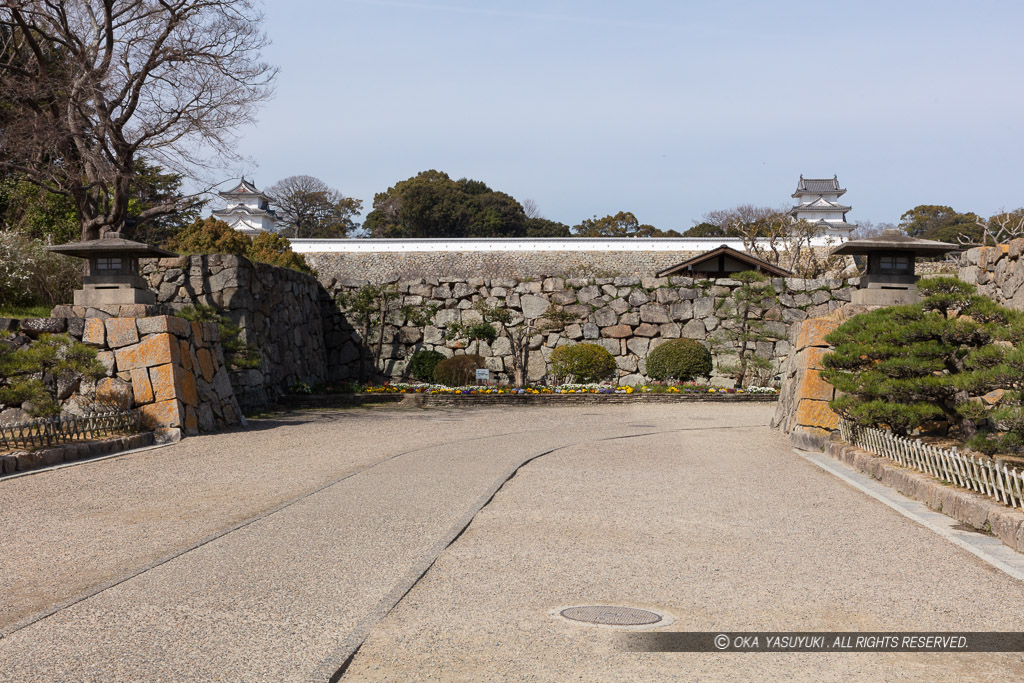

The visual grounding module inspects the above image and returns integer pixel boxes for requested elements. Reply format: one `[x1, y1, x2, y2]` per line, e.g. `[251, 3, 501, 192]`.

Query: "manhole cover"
[559, 605, 663, 626]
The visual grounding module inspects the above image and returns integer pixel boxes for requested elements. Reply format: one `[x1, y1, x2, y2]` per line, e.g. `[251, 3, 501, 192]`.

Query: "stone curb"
[278, 392, 777, 410]
[1, 432, 155, 477]
[417, 392, 778, 407]
[824, 441, 1024, 555]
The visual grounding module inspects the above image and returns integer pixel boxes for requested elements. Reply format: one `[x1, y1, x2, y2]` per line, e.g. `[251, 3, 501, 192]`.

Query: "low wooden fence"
[839, 419, 1024, 512]
[0, 410, 142, 451]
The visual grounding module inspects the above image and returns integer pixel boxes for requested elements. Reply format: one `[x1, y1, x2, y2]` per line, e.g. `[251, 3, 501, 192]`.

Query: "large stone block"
[137, 315, 191, 337]
[593, 307, 617, 327]
[795, 399, 839, 431]
[797, 368, 835, 402]
[520, 294, 551, 319]
[96, 377, 133, 410]
[639, 303, 670, 323]
[130, 367, 154, 404]
[601, 324, 633, 339]
[115, 333, 180, 371]
[82, 317, 106, 345]
[681, 319, 706, 339]
[196, 347, 216, 382]
[796, 318, 840, 351]
[140, 398, 183, 430]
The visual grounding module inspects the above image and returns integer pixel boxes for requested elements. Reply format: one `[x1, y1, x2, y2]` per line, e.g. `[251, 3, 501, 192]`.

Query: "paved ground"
[1, 403, 1023, 681]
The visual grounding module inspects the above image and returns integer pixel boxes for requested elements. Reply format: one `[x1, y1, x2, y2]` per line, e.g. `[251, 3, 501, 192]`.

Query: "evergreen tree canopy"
[364, 170, 529, 238]
[822, 277, 1024, 452]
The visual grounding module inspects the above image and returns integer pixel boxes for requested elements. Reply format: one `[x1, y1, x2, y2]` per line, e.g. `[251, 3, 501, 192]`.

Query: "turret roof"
[218, 177, 271, 201]
[790, 197, 852, 212]
[792, 174, 846, 198]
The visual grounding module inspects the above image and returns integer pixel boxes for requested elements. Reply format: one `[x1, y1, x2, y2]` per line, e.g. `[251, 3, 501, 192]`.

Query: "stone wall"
[0, 315, 242, 438]
[322, 274, 857, 386]
[142, 254, 327, 410]
[307, 250, 710, 282]
[771, 316, 845, 449]
[959, 241, 1024, 309]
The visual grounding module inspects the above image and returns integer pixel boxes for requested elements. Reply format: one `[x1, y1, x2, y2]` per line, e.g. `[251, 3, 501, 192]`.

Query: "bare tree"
[701, 204, 784, 229]
[958, 209, 1024, 248]
[521, 198, 542, 219]
[0, 1, 277, 241]
[730, 213, 842, 278]
[265, 175, 362, 239]
[847, 220, 895, 240]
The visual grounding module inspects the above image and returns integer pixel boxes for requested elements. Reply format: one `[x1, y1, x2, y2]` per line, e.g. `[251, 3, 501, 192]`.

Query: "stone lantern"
[830, 229, 957, 306]
[47, 231, 176, 307]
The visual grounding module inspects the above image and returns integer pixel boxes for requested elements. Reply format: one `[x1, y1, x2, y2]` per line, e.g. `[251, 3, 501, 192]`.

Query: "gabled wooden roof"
[655, 245, 793, 278]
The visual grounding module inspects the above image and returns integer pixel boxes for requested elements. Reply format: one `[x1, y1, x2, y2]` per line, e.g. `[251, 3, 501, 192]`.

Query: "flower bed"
[280, 382, 777, 409]
[358, 382, 778, 396]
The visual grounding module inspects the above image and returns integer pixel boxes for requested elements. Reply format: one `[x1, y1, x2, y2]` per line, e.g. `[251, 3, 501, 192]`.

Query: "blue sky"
[231, 0, 1024, 230]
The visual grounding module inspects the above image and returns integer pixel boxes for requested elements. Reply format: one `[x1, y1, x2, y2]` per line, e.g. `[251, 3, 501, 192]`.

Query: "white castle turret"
[789, 175, 855, 239]
[212, 178, 277, 235]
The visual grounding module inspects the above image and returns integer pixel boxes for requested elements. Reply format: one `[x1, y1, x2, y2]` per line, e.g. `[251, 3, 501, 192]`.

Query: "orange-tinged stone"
[797, 368, 835, 402]
[180, 340, 193, 372]
[82, 318, 106, 345]
[104, 317, 139, 348]
[140, 399, 182, 429]
[196, 347, 215, 382]
[130, 367, 154, 404]
[796, 318, 840, 351]
[149, 364, 176, 402]
[96, 377, 132, 410]
[137, 315, 190, 337]
[795, 399, 840, 431]
[982, 389, 1005, 405]
[114, 333, 179, 371]
[191, 321, 206, 346]
[805, 346, 830, 371]
[178, 368, 198, 407]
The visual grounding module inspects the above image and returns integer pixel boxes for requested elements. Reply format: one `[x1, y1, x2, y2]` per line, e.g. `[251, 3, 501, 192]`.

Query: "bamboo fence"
[839, 418, 1024, 512]
[0, 410, 142, 452]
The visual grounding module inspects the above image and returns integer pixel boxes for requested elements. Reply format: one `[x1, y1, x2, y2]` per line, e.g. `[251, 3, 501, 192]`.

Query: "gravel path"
[0, 403, 761, 680]
[344, 416, 1024, 681]
[2, 402, 1020, 681]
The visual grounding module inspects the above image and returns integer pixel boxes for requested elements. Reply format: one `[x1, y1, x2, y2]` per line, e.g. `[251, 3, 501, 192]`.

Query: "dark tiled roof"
[792, 197, 852, 212]
[219, 178, 271, 202]
[656, 245, 793, 278]
[792, 174, 846, 197]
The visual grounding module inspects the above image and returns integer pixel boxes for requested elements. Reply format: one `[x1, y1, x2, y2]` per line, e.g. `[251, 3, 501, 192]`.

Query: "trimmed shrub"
[408, 349, 446, 382]
[646, 339, 712, 382]
[164, 217, 312, 273]
[164, 217, 250, 256]
[433, 354, 484, 386]
[549, 343, 616, 383]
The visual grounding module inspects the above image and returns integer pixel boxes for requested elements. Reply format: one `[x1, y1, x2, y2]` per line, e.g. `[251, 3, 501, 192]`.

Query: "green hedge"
[408, 349, 446, 382]
[549, 343, 616, 383]
[646, 339, 712, 382]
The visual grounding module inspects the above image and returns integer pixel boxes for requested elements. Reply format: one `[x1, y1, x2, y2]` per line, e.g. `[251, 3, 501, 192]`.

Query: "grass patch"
[0, 305, 53, 318]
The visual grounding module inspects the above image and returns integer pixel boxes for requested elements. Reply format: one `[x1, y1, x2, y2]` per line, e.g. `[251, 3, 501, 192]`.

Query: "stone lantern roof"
[829, 229, 958, 258]
[47, 232, 176, 309]
[46, 231, 177, 259]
